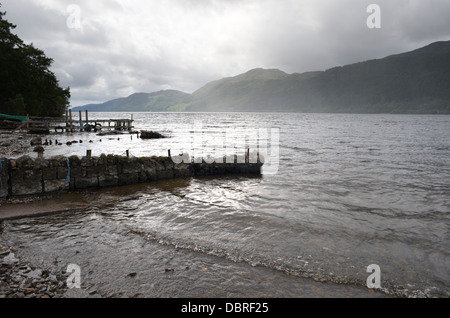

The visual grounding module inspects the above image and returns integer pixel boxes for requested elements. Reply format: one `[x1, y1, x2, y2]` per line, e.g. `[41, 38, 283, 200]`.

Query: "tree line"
[0, 5, 70, 117]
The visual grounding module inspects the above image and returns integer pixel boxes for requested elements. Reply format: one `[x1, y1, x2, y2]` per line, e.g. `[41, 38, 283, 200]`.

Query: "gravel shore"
[1, 132, 72, 298]
[0, 245, 68, 298]
[0, 132, 32, 158]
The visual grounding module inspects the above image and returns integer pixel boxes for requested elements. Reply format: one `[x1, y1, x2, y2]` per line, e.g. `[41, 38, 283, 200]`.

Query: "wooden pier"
[24, 110, 134, 134]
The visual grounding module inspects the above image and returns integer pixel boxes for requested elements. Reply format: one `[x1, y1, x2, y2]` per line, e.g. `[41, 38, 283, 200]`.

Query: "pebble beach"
[0, 245, 67, 298]
[0, 132, 92, 298]
[0, 132, 59, 298]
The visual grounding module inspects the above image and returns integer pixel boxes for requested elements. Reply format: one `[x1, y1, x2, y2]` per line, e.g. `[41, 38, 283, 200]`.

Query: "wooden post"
[86, 150, 92, 158]
[126, 150, 129, 158]
[69, 109, 73, 132]
[85, 110, 89, 128]
[168, 149, 171, 157]
[246, 148, 250, 163]
[257, 144, 260, 164]
[79, 111, 82, 131]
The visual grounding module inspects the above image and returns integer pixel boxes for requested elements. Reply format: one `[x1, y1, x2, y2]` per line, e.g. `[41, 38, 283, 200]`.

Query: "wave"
[125, 225, 446, 298]
[282, 145, 316, 152]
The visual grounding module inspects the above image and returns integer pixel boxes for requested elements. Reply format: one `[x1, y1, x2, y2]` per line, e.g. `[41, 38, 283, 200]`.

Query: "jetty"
[0, 110, 134, 134]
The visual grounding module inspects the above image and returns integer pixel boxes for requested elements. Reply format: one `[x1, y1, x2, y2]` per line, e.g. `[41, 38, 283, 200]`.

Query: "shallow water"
[1, 112, 449, 297]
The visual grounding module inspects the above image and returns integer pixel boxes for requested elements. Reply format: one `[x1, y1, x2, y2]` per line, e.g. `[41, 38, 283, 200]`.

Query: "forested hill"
[186, 40, 450, 113]
[75, 40, 450, 114]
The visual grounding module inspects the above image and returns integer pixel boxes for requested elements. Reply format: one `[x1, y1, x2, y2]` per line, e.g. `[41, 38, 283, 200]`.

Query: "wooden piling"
[69, 110, 73, 132]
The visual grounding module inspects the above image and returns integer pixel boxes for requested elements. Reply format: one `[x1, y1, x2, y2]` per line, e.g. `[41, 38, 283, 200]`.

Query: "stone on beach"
[30, 137, 42, 146]
[0, 245, 10, 256]
[2, 253, 19, 265]
[0, 249, 69, 298]
[33, 146, 44, 153]
[139, 130, 166, 139]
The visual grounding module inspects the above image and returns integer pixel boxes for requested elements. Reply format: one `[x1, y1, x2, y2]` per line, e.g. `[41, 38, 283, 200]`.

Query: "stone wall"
[0, 154, 263, 198]
[0, 158, 8, 199]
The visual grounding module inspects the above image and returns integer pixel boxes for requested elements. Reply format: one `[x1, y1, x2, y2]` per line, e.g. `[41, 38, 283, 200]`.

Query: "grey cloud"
[2, 0, 450, 107]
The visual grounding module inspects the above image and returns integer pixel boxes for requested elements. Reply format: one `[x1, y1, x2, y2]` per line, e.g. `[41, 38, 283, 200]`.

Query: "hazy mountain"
[71, 90, 192, 112]
[185, 69, 322, 112]
[73, 40, 450, 114]
[185, 40, 450, 113]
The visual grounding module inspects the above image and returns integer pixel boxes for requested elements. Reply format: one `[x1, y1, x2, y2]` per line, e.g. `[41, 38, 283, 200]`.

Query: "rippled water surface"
[1, 113, 449, 297]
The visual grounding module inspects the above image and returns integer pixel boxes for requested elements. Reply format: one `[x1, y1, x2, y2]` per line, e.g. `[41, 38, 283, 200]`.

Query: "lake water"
[1, 112, 449, 297]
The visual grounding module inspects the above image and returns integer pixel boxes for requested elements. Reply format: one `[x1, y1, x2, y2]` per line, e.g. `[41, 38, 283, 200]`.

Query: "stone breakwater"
[0, 154, 263, 198]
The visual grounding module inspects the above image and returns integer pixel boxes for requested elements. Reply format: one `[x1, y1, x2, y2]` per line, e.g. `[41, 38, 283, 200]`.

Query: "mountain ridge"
[72, 89, 192, 112]
[72, 40, 450, 114]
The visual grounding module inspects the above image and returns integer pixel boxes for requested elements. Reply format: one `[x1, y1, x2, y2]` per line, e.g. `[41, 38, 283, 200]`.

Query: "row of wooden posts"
[62, 110, 134, 132]
[80, 148, 259, 164]
[38, 148, 259, 164]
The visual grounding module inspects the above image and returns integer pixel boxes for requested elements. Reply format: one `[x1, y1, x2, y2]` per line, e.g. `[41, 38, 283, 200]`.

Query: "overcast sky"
[2, 0, 450, 106]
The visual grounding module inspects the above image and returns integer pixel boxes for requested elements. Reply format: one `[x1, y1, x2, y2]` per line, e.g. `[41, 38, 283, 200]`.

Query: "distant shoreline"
[68, 110, 450, 115]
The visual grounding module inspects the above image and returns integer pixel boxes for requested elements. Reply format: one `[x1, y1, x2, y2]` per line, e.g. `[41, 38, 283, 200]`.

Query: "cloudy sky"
[2, 0, 450, 107]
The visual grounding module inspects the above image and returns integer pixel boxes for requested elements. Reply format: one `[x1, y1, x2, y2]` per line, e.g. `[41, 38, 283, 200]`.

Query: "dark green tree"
[0, 4, 70, 117]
